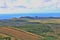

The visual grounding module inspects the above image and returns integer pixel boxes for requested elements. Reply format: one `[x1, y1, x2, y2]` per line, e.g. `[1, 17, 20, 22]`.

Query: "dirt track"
[0, 27, 41, 40]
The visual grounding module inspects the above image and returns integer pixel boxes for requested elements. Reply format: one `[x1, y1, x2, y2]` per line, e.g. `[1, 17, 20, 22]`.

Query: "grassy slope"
[0, 18, 60, 40]
[13, 23, 59, 40]
[13, 19, 60, 40]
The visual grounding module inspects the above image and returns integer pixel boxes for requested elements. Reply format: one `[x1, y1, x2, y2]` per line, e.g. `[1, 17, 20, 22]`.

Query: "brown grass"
[28, 19, 60, 23]
[0, 27, 41, 40]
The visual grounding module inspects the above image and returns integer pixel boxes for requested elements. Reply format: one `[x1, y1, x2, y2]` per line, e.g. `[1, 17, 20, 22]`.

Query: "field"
[12, 19, 60, 40]
[0, 18, 60, 40]
[0, 27, 41, 40]
[28, 19, 60, 23]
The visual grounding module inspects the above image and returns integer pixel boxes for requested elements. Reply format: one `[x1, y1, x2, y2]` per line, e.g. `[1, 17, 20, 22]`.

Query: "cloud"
[0, 0, 60, 14]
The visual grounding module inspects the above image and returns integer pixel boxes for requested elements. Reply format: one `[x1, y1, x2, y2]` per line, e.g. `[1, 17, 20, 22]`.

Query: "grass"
[0, 18, 60, 40]
[28, 19, 60, 23]
[12, 23, 60, 40]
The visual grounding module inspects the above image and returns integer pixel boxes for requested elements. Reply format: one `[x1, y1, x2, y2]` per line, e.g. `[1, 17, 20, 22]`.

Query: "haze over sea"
[0, 13, 60, 19]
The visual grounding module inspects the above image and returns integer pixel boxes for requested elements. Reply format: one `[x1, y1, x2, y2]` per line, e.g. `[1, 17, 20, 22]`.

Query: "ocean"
[0, 13, 60, 19]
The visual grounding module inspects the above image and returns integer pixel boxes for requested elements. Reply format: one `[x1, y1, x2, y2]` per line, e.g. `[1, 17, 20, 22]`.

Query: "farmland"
[0, 17, 60, 40]
[0, 27, 41, 40]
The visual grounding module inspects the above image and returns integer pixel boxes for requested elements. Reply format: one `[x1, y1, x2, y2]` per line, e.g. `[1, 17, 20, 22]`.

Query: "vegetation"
[0, 36, 11, 40]
[0, 17, 60, 40]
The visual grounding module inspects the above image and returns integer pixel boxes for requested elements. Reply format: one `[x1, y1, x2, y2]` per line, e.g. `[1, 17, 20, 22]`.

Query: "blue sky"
[0, 0, 60, 14]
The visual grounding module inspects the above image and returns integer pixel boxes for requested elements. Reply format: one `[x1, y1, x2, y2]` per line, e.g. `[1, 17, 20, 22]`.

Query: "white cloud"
[0, 0, 60, 14]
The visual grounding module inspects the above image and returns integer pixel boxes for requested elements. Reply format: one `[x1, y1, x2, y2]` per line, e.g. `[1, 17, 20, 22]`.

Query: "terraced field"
[0, 27, 41, 40]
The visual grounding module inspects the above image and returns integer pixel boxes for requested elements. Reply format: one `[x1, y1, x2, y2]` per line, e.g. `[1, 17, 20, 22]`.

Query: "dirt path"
[0, 27, 41, 40]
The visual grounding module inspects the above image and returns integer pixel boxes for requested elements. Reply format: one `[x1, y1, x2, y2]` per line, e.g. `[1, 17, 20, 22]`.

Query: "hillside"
[0, 17, 60, 40]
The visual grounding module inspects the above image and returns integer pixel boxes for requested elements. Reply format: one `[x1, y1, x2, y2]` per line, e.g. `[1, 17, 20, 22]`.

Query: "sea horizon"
[0, 13, 60, 19]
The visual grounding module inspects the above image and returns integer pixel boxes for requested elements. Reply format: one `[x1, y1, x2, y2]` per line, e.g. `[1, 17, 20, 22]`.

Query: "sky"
[0, 0, 60, 14]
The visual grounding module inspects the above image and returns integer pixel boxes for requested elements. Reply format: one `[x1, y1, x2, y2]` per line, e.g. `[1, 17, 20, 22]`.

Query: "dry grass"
[28, 19, 60, 23]
[0, 27, 41, 40]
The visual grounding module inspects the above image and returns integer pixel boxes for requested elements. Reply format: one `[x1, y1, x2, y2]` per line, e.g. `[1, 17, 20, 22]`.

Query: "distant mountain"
[0, 13, 60, 19]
